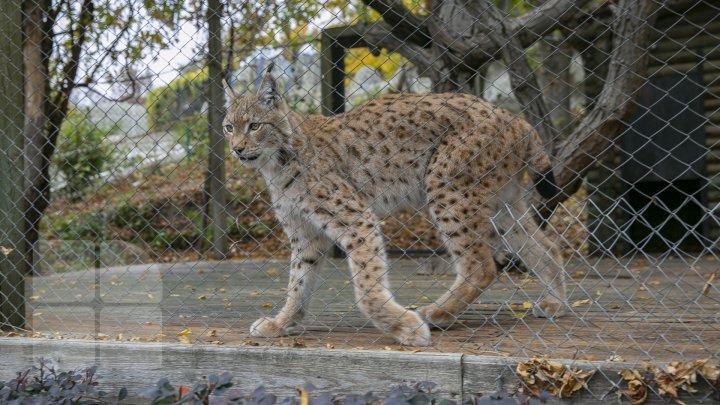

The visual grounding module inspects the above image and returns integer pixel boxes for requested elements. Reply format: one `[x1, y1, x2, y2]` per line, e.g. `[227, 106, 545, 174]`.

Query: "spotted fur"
[223, 65, 567, 346]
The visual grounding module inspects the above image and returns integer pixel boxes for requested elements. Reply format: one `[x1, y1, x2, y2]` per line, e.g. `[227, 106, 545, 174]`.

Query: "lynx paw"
[249, 317, 294, 338]
[417, 304, 457, 328]
[388, 311, 432, 346]
[532, 299, 567, 319]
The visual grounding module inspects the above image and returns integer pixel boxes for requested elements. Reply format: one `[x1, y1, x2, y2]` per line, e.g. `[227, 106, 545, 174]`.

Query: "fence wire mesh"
[1, 0, 720, 400]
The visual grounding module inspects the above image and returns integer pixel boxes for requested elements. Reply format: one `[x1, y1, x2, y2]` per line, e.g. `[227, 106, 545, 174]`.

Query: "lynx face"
[223, 75, 293, 168]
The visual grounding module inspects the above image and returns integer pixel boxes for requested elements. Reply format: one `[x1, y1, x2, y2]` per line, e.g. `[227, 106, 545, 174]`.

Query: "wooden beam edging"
[0, 338, 717, 404]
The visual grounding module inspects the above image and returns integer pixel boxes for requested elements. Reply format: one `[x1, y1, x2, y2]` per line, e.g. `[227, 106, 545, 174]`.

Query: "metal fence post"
[0, 0, 25, 329]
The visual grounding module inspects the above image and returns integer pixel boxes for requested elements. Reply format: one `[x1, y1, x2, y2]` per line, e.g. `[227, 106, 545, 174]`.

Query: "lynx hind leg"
[250, 221, 330, 338]
[494, 201, 567, 318]
[419, 171, 498, 328]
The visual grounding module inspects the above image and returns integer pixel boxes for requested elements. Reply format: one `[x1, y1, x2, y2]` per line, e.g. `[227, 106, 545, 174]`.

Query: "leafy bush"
[48, 214, 106, 240]
[0, 359, 127, 404]
[55, 110, 116, 200]
[173, 112, 209, 160]
[1, 361, 470, 405]
[145, 68, 208, 130]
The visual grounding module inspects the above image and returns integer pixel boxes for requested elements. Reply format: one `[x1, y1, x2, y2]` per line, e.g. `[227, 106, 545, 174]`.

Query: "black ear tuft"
[223, 78, 237, 101]
[256, 62, 280, 110]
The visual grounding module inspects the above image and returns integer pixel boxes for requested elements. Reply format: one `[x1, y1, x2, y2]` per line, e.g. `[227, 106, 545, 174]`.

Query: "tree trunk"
[206, 0, 228, 259]
[23, 0, 94, 274]
[22, 0, 51, 274]
[1, 0, 26, 329]
[537, 36, 574, 135]
[427, 0, 479, 93]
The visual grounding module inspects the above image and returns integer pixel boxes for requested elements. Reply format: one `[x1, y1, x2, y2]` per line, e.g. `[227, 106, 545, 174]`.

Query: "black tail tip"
[534, 170, 560, 199]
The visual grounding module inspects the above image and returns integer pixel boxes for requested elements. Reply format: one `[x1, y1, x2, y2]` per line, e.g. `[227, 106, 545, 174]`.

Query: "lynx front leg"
[250, 221, 330, 338]
[302, 181, 431, 346]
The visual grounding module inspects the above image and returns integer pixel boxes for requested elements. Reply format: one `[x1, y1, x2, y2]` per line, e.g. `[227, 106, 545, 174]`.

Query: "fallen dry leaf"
[698, 359, 720, 387]
[517, 357, 595, 399]
[607, 354, 625, 362]
[209, 329, 217, 337]
[298, 385, 309, 405]
[262, 303, 273, 308]
[571, 299, 591, 308]
[292, 337, 305, 348]
[619, 368, 648, 405]
[702, 272, 716, 296]
[178, 335, 192, 344]
[0, 246, 14, 256]
[178, 328, 192, 335]
[647, 359, 719, 403]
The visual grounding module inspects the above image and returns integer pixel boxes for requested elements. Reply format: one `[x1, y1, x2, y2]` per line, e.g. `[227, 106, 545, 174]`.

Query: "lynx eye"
[224, 124, 234, 132]
[249, 122, 261, 131]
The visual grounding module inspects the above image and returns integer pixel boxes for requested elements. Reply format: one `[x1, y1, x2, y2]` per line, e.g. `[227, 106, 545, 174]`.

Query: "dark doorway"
[620, 68, 708, 253]
[626, 179, 706, 252]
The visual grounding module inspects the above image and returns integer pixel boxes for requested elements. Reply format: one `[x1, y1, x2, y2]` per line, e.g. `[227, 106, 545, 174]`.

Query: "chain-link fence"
[1, 0, 719, 394]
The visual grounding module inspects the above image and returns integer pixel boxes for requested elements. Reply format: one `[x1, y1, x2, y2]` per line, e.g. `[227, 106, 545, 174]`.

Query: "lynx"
[223, 64, 567, 346]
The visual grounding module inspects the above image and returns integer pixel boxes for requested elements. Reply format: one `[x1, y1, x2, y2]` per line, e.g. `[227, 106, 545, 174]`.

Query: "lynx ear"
[256, 61, 281, 110]
[223, 78, 237, 101]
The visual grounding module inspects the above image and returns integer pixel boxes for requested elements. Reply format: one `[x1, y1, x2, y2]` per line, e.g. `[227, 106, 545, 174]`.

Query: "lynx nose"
[233, 147, 244, 156]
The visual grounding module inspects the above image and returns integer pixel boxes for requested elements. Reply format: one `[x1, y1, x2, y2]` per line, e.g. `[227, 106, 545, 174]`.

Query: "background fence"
[1, 0, 719, 399]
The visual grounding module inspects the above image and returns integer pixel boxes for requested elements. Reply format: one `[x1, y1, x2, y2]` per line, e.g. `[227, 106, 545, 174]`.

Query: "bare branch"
[49, 0, 93, 132]
[361, 0, 432, 47]
[450, 0, 594, 66]
[364, 0, 593, 70]
[351, 22, 436, 74]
